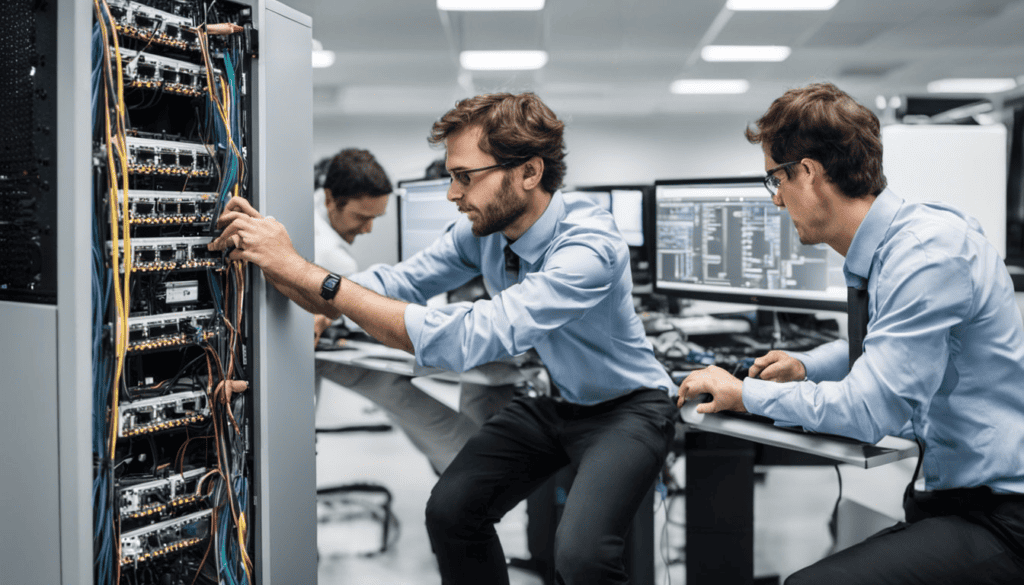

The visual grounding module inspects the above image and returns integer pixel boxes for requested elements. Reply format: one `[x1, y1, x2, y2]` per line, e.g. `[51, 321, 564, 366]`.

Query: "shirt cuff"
[742, 378, 803, 428]
[742, 377, 774, 416]
[791, 339, 848, 382]
[403, 303, 429, 362]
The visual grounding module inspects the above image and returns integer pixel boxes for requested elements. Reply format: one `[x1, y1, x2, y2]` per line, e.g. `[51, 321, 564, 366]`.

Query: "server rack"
[0, 1, 316, 583]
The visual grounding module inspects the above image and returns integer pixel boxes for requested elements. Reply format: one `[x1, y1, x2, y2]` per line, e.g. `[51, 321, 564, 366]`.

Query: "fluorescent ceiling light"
[311, 38, 334, 69]
[460, 50, 548, 71]
[438, 0, 544, 10]
[701, 45, 791, 62]
[727, 0, 838, 10]
[670, 79, 750, 94]
[926, 78, 1016, 94]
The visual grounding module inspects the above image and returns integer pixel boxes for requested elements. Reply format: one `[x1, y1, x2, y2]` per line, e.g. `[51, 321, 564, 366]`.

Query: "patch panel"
[119, 190, 220, 226]
[110, 236, 224, 273]
[125, 308, 219, 352]
[124, 136, 215, 177]
[119, 509, 211, 566]
[117, 389, 210, 437]
[89, 1, 261, 581]
[118, 47, 208, 97]
[107, 0, 199, 52]
[118, 467, 208, 520]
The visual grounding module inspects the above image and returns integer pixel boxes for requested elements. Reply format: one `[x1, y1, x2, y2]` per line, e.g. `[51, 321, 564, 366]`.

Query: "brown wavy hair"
[745, 82, 886, 198]
[428, 92, 567, 194]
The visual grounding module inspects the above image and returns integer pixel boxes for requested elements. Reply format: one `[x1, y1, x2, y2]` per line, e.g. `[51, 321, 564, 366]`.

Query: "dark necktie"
[504, 245, 520, 284]
[847, 285, 869, 370]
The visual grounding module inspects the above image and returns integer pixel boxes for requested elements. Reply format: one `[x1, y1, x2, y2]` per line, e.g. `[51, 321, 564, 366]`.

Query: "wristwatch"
[319, 272, 342, 301]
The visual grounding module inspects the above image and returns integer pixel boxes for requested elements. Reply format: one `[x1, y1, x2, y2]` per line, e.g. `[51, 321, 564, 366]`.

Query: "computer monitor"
[396, 177, 460, 262]
[651, 177, 847, 312]
[610, 188, 645, 248]
[563, 188, 612, 214]
[570, 185, 652, 283]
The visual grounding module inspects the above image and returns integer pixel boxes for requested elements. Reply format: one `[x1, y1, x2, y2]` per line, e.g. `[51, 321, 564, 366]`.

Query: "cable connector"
[655, 480, 668, 502]
[215, 379, 249, 404]
[244, 24, 258, 58]
[205, 23, 244, 36]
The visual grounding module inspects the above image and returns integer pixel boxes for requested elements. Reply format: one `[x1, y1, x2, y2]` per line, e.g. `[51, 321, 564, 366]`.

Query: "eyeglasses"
[763, 161, 800, 197]
[449, 161, 514, 187]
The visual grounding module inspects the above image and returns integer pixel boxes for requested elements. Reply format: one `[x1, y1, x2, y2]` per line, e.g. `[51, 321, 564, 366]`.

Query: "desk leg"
[685, 432, 757, 585]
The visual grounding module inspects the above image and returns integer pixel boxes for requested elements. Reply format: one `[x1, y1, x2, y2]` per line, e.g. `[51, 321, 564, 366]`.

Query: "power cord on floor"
[827, 464, 842, 553]
[658, 457, 686, 585]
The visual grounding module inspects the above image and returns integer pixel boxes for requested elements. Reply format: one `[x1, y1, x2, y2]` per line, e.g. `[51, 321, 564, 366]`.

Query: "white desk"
[315, 339, 542, 387]
[678, 401, 918, 469]
[678, 401, 918, 585]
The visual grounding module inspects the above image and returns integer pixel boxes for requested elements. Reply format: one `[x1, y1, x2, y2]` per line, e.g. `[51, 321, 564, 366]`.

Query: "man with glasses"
[309, 148, 513, 479]
[678, 82, 1024, 584]
[209, 92, 678, 584]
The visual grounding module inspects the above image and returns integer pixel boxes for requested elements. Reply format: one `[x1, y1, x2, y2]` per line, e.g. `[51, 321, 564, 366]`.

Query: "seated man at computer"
[313, 148, 515, 474]
[678, 82, 1024, 584]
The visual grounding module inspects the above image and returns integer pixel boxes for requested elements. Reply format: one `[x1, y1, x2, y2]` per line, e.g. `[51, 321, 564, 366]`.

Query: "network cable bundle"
[91, 1, 257, 582]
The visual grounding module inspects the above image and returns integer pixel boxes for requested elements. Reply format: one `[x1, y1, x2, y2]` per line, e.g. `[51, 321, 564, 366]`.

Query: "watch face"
[321, 274, 342, 299]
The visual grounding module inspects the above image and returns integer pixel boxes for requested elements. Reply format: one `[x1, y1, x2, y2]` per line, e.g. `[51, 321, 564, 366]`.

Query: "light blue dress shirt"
[744, 189, 1024, 493]
[349, 190, 674, 405]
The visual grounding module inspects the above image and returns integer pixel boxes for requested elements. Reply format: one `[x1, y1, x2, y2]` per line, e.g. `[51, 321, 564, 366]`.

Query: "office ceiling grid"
[279, 0, 1024, 117]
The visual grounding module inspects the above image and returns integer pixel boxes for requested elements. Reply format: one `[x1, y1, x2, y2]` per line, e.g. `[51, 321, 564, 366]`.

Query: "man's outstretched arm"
[208, 197, 413, 352]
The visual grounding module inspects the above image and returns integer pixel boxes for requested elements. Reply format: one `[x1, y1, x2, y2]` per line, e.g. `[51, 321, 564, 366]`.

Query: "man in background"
[312, 148, 390, 341]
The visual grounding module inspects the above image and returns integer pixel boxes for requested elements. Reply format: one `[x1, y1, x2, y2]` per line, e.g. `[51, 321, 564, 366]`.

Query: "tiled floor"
[314, 380, 916, 585]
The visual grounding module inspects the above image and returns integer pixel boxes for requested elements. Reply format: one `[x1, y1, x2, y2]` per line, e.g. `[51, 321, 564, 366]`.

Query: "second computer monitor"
[569, 185, 651, 283]
[652, 178, 847, 311]
[397, 177, 460, 262]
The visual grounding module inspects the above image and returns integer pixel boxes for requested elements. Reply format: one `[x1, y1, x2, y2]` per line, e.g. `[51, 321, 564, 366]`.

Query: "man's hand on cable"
[207, 197, 298, 282]
[748, 350, 806, 382]
[676, 365, 746, 414]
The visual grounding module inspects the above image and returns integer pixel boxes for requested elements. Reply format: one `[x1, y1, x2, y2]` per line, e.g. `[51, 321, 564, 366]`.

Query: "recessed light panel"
[927, 78, 1016, 94]
[438, 0, 545, 10]
[460, 50, 548, 71]
[701, 45, 791, 62]
[727, 0, 838, 10]
[670, 79, 750, 94]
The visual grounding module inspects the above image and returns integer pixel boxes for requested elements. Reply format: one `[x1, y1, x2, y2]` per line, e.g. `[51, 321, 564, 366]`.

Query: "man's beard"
[470, 173, 528, 237]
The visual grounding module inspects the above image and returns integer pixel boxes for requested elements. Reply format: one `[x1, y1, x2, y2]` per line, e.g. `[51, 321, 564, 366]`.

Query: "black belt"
[913, 486, 1024, 513]
[547, 388, 655, 418]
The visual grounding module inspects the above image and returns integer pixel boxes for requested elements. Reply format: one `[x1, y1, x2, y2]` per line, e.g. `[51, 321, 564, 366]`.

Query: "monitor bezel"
[569, 184, 652, 246]
[570, 184, 653, 283]
[650, 177, 848, 312]
[396, 177, 453, 263]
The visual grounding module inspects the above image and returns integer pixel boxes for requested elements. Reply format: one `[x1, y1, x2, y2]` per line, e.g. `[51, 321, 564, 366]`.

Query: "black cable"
[828, 464, 843, 546]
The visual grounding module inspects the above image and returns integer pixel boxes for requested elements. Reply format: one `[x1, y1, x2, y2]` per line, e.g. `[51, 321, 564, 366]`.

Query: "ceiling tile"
[804, 21, 893, 47]
[713, 10, 829, 46]
[871, 14, 990, 48]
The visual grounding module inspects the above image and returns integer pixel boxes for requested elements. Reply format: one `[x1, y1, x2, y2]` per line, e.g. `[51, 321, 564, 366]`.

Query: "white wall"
[312, 112, 765, 270]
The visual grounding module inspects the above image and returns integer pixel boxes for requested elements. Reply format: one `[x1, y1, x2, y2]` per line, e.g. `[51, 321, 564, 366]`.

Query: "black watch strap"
[320, 272, 342, 301]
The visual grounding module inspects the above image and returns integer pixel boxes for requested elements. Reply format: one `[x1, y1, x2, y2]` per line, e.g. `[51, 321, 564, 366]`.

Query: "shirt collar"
[504, 190, 562, 265]
[843, 188, 902, 288]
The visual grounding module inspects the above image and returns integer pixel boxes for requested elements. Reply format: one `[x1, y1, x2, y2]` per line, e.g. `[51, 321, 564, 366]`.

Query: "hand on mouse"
[748, 350, 806, 382]
[676, 365, 746, 414]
